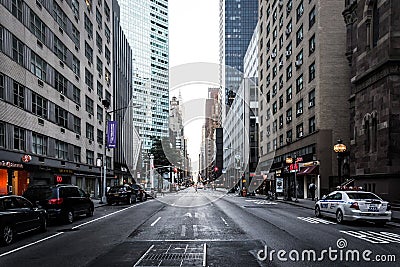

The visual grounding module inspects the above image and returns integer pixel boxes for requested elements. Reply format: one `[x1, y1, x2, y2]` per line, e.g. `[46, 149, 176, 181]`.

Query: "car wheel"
[127, 196, 132, 205]
[1, 225, 14, 246]
[315, 205, 321, 218]
[86, 206, 94, 217]
[132, 195, 137, 203]
[336, 209, 344, 224]
[107, 201, 113, 206]
[40, 218, 47, 232]
[65, 210, 74, 224]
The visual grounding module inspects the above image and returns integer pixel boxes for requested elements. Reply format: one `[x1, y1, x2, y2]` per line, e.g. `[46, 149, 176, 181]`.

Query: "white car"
[315, 190, 391, 225]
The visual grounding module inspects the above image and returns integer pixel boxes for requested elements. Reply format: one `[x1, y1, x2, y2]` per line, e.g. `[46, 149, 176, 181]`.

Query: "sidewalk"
[251, 194, 400, 223]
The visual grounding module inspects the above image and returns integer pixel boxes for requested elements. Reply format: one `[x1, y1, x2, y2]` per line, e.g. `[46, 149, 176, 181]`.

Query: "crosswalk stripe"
[297, 217, 336, 224]
[340, 230, 400, 244]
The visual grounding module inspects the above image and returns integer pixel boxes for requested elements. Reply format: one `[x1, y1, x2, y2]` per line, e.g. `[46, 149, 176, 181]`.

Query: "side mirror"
[322, 195, 327, 200]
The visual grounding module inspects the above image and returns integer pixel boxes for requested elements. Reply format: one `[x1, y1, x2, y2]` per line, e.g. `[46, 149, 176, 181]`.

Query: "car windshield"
[346, 192, 381, 200]
[108, 187, 127, 193]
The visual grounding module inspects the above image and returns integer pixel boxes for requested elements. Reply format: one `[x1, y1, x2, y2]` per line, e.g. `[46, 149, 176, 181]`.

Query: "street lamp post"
[285, 155, 298, 202]
[333, 139, 347, 185]
[100, 100, 141, 204]
[285, 157, 293, 201]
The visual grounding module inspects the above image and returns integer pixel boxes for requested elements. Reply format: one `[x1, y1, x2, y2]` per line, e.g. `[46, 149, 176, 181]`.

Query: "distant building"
[343, 0, 400, 202]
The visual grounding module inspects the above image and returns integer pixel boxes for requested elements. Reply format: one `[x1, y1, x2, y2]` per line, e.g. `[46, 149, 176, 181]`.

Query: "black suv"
[23, 184, 94, 224]
[106, 185, 137, 205]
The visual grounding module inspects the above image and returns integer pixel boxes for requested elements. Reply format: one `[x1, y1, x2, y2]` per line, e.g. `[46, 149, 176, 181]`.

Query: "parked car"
[131, 184, 147, 201]
[144, 185, 157, 199]
[315, 190, 392, 225]
[23, 184, 94, 224]
[0, 195, 47, 246]
[106, 185, 137, 205]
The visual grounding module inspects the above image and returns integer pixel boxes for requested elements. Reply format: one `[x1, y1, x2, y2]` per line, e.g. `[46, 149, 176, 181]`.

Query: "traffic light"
[213, 166, 219, 172]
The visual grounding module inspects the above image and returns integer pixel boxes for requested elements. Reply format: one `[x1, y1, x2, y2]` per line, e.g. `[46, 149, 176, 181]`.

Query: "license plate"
[368, 206, 378, 212]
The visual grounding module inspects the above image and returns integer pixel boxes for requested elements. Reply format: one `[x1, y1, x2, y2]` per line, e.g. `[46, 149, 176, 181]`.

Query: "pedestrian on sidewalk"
[309, 181, 316, 201]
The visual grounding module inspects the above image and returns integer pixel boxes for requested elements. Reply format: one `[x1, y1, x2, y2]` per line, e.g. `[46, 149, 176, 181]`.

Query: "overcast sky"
[169, 0, 220, 173]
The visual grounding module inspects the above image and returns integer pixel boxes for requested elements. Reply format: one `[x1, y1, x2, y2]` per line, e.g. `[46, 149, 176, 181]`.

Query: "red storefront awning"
[297, 165, 319, 176]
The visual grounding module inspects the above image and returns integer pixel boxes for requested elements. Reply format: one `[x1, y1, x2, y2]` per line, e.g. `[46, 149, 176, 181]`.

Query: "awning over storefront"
[297, 165, 319, 176]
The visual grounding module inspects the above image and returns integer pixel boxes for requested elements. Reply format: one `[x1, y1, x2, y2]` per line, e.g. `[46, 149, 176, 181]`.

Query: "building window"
[96, 8, 102, 27]
[32, 92, 47, 119]
[13, 81, 24, 109]
[286, 108, 292, 124]
[296, 99, 304, 117]
[97, 81, 103, 98]
[286, 41, 292, 57]
[86, 123, 94, 141]
[296, 49, 303, 68]
[14, 126, 25, 151]
[55, 71, 67, 94]
[296, 123, 304, 138]
[308, 89, 315, 108]
[0, 122, 5, 147]
[96, 32, 102, 54]
[105, 90, 111, 102]
[286, 129, 293, 143]
[372, 2, 380, 47]
[272, 83, 277, 97]
[309, 116, 316, 133]
[32, 133, 47, 155]
[30, 52, 47, 80]
[12, 36, 24, 65]
[272, 64, 277, 78]
[286, 86, 292, 102]
[105, 25, 110, 43]
[279, 74, 284, 89]
[71, 0, 80, 18]
[286, 19, 292, 37]
[105, 69, 111, 85]
[97, 105, 103, 122]
[85, 69, 93, 91]
[73, 56, 80, 76]
[84, 14, 93, 38]
[279, 134, 284, 147]
[105, 47, 110, 64]
[73, 85, 80, 105]
[286, 0, 292, 17]
[279, 115, 284, 129]
[86, 150, 94, 165]
[53, 2, 67, 30]
[96, 57, 103, 76]
[104, 2, 110, 21]
[12, 0, 23, 21]
[0, 26, 3, 52]
[97, 129, 103, 144]
[279, 35, 284, 50]
[296, 74, 303, 93]
[55, 140, 68, 160]
[73, 115, 81, 134]
[85, 42, 93, 63]
[73, 146, 81, 163]
[85, 96, 94, 115]
[273, 120, 277, 133]
[106, 156, 111, 169]
[309, 34, 316, 55]
[55, 106, 68, 128]
[30, 11, 46, 43]
[286, 63, 292, 81]
[279, 95, 284, 109]
[296, 25, 303, 46]
[72, 26, 80, 47]
[296, 1, 304, 22]
[273, 101, 277, 114]
[309, 6, 316, 29]
[54, 37, 67, 62]
[0, 74, 3, 100]
[309, 61, 316, 82]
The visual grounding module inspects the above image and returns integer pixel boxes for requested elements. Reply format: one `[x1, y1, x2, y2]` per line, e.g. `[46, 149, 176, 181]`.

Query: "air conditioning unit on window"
[295, 60, 303, 67]
[287, 117, 292, 122]
[299, 132, 303, 137]
[286, 51, 291, 57]
[310, 46, 315, 53]
[309, 101, 314, 107]
[271, 53, 277, 59]
[267, 131, 271, 136]
[279, 0, 284, 6]
[286, 138, 292, 143]
[286, 29, 291, 35]
[297, 108, 303, 114]
[279, 61, 283, 67]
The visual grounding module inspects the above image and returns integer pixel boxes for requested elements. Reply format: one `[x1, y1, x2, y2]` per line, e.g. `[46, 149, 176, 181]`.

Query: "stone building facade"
[343, 0, 400, 202]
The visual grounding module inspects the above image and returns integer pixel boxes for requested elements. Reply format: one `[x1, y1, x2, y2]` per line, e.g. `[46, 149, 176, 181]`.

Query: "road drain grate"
[134, 243, 206, 266]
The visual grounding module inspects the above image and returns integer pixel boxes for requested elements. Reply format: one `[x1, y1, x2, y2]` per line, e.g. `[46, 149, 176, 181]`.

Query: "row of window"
[0, 121, 110, 167]
[261, 115, 316, 153]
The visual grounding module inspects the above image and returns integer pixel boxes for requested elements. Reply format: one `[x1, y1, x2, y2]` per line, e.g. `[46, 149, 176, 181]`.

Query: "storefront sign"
[21, 155, 32, 163]
[0, 161, 23, 168]
[59, 169, 74, 174]
[56, 175, 63, 183]
[276, 177, 284, 193]
[107, 121, 117, 148]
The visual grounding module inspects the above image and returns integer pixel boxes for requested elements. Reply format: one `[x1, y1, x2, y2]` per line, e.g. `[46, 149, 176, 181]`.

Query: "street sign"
[276, 178, 283, 193]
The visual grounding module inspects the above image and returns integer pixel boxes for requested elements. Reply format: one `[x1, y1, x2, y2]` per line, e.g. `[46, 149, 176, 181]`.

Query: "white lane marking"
[221, 217, 229, 227]
[165, 244, 172, 254]
[133, 244, 154, 267]
[181, 225, 186, 237]
[193, 225, 198, 238]
[297, 217, 336, 224]
[203, 243, 207, 267]
[0, 232, 64, 258]
[151, 216, 162, 227]
[340, 230, 400, 244]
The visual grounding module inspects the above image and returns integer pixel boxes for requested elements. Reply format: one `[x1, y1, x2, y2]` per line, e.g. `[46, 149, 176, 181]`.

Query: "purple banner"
[107, 121, 117, 148]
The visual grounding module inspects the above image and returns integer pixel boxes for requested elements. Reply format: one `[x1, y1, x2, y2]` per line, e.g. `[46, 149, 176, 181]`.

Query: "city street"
[0, 189, 399, 267]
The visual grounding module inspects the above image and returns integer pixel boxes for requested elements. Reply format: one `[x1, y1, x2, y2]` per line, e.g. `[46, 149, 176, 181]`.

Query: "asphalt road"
[0, 188, 399, 267]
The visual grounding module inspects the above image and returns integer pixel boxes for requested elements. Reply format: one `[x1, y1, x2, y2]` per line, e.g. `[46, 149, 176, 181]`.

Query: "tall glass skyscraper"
[219, 0, 258, 105]
[117, 0, 169, 151]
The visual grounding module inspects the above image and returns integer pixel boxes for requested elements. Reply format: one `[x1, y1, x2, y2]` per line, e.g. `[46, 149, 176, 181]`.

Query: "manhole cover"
[134, 243, 206, 266]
